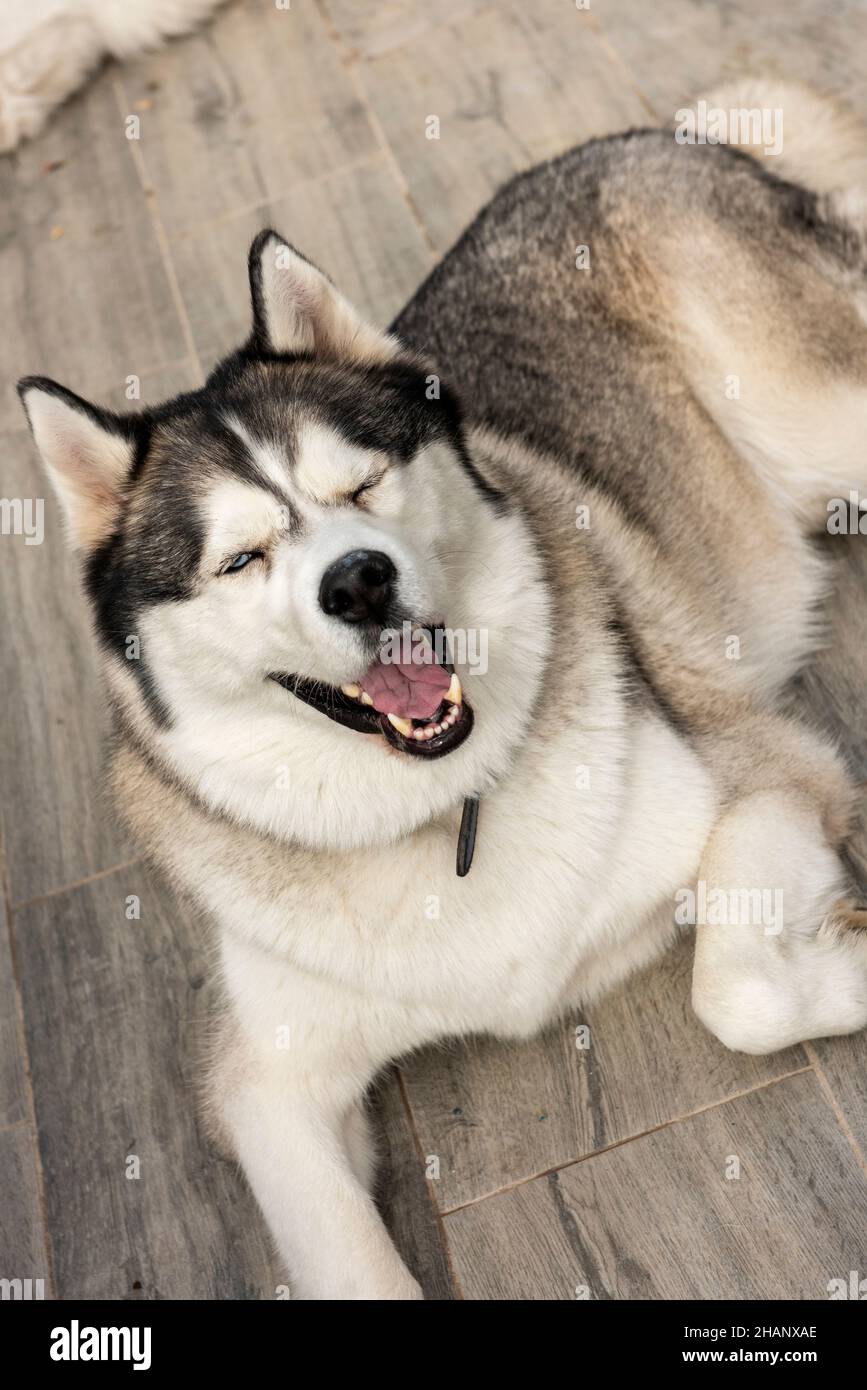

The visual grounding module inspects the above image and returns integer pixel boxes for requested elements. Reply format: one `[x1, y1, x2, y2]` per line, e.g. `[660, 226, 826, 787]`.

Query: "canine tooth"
[341, 683, 361, 699]
[360, 691, 374, 706]
[387, 713, 414, 737]
[446, 674, 462, 706]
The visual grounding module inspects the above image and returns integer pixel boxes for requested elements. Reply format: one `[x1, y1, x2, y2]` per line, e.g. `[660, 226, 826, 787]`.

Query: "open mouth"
[269, 624, 474, 759]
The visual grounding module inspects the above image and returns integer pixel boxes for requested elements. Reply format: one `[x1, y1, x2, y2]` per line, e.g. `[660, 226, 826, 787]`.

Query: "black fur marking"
[244, 227, 505, 510]
[23, 227, 511, 729]
[17, 374, 142, 452]
[84, 493, 204, 731]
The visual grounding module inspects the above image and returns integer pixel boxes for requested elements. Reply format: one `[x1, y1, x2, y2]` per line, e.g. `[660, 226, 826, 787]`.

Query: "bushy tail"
[688, 80, 867, 197]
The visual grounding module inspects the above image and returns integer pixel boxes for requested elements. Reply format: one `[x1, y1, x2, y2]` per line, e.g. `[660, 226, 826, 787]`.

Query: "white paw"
[695, 944, 867, 1054]
[694, 976, 804, 1055]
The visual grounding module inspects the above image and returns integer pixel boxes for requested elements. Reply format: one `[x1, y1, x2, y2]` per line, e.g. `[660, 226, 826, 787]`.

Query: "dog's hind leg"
[660, 86, 867, 528]
[670, 240, 867, 532]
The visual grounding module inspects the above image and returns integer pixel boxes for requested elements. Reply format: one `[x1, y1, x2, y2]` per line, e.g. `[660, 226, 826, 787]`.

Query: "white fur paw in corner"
[0, 14, 100, 154]
[0, 1, 227, 155]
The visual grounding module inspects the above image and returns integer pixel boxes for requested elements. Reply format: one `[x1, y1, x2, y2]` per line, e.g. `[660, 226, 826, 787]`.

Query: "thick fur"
[0, 0, 225, 153]
[20, 87, 867, 1299]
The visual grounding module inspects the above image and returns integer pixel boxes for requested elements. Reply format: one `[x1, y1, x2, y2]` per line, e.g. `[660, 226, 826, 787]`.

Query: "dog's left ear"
[247, 229, 401, 364]
[17, 377, 139, 551]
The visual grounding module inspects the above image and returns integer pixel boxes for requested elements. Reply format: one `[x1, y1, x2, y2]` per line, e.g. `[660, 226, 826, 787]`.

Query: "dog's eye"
[351, 472, 384, 506]
[221, 550, 261, 575]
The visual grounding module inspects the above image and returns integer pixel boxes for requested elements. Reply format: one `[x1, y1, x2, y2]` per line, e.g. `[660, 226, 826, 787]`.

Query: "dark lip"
[268, 624, 474, 760]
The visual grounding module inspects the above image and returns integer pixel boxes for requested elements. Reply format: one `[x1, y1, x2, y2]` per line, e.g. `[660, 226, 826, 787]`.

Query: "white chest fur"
[213, 703, 717, 1065]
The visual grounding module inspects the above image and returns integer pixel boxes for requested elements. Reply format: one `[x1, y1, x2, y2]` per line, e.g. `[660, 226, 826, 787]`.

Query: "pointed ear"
[18, 377, 138, 550]
[247, 229, 401, 364]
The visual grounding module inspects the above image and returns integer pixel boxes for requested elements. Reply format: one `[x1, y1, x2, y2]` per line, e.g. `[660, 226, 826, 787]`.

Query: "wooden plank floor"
[2, 0, 866, 1301]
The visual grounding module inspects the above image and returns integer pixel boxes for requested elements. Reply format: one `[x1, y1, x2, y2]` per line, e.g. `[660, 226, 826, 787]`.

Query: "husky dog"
[19, 82, 867, 1299]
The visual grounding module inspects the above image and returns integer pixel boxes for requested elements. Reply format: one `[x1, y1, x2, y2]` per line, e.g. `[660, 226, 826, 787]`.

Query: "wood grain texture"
[0, 1125, 50, 1292]
[444, 1071, 867, 1300]
[323, 0, 490, 61]
[809, 1033, 867, 1164]
[0, 65, 189, 433]
[13, 864, 278, 1300]
[0, 896, 29, 1129]
[401, 937, 806, 1210]
[164, 159, 433, 371]
[349, 3, 650, 253]
[0, 367, 199, 906]
[370, 1068, 457, 1300]
[591, 0, 867, 120]
[117, 0, 376, 236]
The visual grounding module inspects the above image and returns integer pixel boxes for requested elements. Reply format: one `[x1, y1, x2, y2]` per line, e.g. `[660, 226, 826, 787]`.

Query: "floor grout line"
[583, 8, 661, 124]
[324, 1, 499, 65]
[181, 151, 389, 234]
[314, 0, 440, 263]
[12, 858, 143, 914]
[803, 1040, 867, 1179]
[111, 75, 204, 381]
[438, 1063, 814, 1217]
[394, 1066, 465, 1300]
[2, 844, 57, 1297]
[0, 1116, 39, 1140]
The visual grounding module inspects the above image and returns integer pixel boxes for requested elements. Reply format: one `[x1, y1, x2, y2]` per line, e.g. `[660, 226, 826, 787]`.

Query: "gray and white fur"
[19, 81, 867, 1298]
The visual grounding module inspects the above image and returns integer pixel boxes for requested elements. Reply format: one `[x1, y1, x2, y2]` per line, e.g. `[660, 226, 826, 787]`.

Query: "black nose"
[318, 549, 396, 623]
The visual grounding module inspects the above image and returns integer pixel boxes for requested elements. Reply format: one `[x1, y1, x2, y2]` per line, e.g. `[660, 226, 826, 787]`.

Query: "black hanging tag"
[456, 794, 481, 877]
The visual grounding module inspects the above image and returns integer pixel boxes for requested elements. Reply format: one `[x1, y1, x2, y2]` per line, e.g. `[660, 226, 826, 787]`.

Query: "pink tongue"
[362, 656, 451, 720]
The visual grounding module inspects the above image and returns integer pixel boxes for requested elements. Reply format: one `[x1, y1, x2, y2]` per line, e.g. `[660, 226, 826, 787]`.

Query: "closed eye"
[351, 470, 386, 506]
[219, 550, 263, 575]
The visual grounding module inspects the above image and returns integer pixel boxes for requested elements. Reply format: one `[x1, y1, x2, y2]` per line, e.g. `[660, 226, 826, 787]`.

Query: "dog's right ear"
[18, 377, 139, 550]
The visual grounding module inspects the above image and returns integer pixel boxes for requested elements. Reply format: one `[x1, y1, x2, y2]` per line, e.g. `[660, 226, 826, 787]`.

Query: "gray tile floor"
[2, 0, 867, 1300]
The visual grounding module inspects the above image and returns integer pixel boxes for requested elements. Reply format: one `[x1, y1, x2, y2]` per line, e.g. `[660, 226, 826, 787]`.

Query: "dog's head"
[20, 232, 549, 851]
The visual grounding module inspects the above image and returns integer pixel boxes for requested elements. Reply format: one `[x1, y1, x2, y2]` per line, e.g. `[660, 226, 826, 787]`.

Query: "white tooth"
[387, 713, 413, 738]
[341, 683, 361, 699]
[447, 674, 462, 706]
[360, 691, 374, 706]
[434, 724, 443, 735]
[449, 704, 460, 718]
[413, 728, 426, 741]
[424, 725, 436, 738]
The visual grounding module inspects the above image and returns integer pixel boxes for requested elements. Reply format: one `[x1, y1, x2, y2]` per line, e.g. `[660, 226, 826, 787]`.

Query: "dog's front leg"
[219, 1057, 420, 1300]
[212, 935, 421, 1301]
